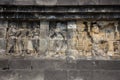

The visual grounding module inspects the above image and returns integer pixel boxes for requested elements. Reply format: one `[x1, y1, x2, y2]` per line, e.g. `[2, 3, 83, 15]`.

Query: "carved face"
[78, 23, 85, 32]
[92, 24, 100, 33]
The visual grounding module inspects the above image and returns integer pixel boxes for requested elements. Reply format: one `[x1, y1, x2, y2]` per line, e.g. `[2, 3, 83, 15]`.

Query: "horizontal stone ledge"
[0, 18, 119, 21]
[0, 59, 120, 70]
[0, 0, 120, 5]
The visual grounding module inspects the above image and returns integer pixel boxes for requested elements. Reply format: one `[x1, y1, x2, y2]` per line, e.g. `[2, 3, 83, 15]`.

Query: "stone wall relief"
[48, 22, 67, 59]
[0, 20, 119, 60]
[6, 22, 41, 56]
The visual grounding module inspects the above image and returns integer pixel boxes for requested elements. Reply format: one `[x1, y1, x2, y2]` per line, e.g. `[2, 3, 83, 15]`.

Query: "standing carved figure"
[7, 23, 17, 54]
[32, 25, 40, 54]
[90, 23, 108, 59]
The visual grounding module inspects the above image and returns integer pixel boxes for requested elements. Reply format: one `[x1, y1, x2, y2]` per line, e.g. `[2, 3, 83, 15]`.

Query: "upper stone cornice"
[0, 0, 120, 6]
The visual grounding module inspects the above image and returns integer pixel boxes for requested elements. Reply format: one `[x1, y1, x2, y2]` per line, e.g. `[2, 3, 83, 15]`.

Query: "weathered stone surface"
[0, 59, 9, 70]
[56, 0, 78, 5]
[69, 70, 93, 80]
[0, 60, 120, 80]
[0, 70, 44, 80]
[94, 60, 120, 70]
[0, 0, 12, 4]
[9, 59, 31, 69]
[36, 0, 57, 5]
[55, 61, 76, 70]
[44, 70, 67, 80]
[0, 0, 120, 5]
[76, 60, 95, 70]
[99, 0, 120, 5]
[93, 70, 120, 80]
[78, 0, 99, 5]
[31, 60, 56, 70]
[31, 59, 76, 70]
[0, 39, 6, 54]
[13, 0, 35, 5]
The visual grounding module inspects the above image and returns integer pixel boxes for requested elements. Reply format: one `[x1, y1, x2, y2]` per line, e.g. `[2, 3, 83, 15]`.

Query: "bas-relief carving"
[67, 21, 120, 59]
[48, 22, 67, 59]
[0, 20, 120, 60]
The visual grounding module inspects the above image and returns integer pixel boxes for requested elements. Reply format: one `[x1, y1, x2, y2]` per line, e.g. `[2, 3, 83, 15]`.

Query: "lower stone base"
[0, 59, 120, 80]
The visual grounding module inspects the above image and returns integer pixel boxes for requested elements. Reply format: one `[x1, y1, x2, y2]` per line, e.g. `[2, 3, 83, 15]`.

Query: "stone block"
[94, 60, 120, 70]
[13, 0, 35, 5]
[0, 39, 6, 54]
[93, 70, 120, 80]
[69, 70, 93, 80]
[31, 59, 56, 70]
[40, 29, 49, 39]
[31, 60, 76, 70]
[55, 60, 76, 70]
[0, 70, 44, 80]
[44, 70, 67, 80]
[0, 70, 14, 80]
[39, 39, 49, 55]
[78, 0, 99, 5]
[9, 59, 31, 69]
[0, 28, 6, 38]
[57, 0, 78, 5]
[0, 59, 9, 70]
[0, 0, 11, 4]
[76, 60, 94, 70]
[36, 0, 57, 5]
[99, 0, 120, 5]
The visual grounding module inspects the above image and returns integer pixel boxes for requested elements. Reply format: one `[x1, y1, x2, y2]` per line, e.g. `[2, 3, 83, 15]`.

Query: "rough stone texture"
[69, 70, 93, 80]
[44, 70, 67, 80]
[76, 60, 95, 70]
[77, 0, 99, 5]
[99, 0, 120, 5]
[31, 60, 76, 70]
[0, 0, 120, 5]
[0, 70, 44, 80]
[13, 0, 35, 5]
[93, 70, 120, 80]
[36, 0, 57, 5]
[0, 60, 120, 80]
[9, 59, 31, 69]
[94, 60, 120, 70]
[0, 59, 9, 70]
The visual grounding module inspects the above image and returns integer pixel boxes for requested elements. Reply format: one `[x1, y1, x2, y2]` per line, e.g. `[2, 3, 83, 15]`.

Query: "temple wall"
[0, 20, 120, 60]
[0, 0, 120, 5]
[0, 59, 120, 80]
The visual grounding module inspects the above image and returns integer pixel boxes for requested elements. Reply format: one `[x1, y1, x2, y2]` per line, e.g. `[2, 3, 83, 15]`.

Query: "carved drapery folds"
[0, 20, 120, 60]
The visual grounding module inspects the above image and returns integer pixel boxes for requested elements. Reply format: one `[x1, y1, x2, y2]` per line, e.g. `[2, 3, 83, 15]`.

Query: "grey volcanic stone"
[76, 60, 95, 70]
[13, 0, 35, 5]
[9, 59, 31, 69]
[57, 0, 79, 5]
[0, 0, 12, 5]
[93, 70, 120, 80]
[69, 70, 93, 80]
[44, 70, 67, 80]
[31, 59, 76, 70]
[99, 0, 120, 5]
[0, 0, 120, 5]
[78, 0, 99, 5]
[31, 59, 56, 70]
[36, 0, 57, 5]
[0, 70, 44, 80]
[94, 60, 120, 70]
[0, 59, 9, 70]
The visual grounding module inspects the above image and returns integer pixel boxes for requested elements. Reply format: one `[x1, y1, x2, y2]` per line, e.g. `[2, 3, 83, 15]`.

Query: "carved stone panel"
[0, 20, 119, 60]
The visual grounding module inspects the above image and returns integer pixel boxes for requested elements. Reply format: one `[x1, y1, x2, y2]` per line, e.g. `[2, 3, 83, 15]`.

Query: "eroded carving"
[0, 20, 119, 60]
